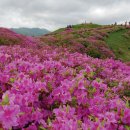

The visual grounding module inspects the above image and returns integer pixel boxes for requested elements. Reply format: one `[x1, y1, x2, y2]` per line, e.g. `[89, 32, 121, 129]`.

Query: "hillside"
[40, 24, 130, 61]
[11, 27, 50, 36]
[0, 25, 130, 129]
[105, 28, 130, 61]
[0, 28, 25, 45]
[0, 27, 37, 46]
[1, 24, 130, 61]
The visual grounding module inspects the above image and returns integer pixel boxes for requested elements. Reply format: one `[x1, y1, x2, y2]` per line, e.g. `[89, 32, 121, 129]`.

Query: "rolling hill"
[0, 27, 37, 46]
[40, 23, 130, 61]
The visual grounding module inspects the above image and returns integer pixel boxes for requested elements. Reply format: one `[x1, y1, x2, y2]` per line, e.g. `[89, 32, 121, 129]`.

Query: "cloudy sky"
[0, 0, 130, 31]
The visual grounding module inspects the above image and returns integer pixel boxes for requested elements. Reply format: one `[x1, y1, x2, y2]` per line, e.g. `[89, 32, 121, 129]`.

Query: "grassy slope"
[72, 23, 101, 29]
[54, 24, 130, 61]
[41, 24, 127, 59]
[105, 29, 130, 61]
[54, 23, 101, 33]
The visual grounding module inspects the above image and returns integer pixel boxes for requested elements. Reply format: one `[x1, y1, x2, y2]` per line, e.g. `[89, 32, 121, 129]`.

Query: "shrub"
[87, 46, 101, 58]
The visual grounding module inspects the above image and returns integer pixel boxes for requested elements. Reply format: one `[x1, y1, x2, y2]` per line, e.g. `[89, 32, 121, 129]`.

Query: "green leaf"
[47, 118, 51, 125]
[38, 126, 47, 130]
[96, 78, 100, 82]
[1, 94, 9, 105]
[10, 78, 15, 83]
[18, 112, 25, 116]
[125, 125, 130, 130]
[47, 82, 52, 91]
[126, 100, 130, 108]
[66, 105, 70, 113]
[77, 120, 82, 126]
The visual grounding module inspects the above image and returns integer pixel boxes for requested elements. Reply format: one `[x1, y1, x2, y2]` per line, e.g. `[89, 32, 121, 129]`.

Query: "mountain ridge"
[11, 27, 50, 36]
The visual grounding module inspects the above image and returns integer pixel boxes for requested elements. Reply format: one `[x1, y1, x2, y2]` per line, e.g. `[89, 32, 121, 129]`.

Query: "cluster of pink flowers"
[0, 40, 130, 130]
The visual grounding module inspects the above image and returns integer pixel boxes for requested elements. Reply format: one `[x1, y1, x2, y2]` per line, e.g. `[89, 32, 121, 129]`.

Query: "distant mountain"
[11, 27, 50, 36]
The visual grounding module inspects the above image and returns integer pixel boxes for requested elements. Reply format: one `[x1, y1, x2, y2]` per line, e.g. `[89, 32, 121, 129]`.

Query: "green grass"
[54, 23, 101, 33]
[105, 29, 130, 61]
[72, 23, 101, 30]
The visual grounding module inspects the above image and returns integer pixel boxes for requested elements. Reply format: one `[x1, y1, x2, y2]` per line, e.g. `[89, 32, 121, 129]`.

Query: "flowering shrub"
[0, 40, 130, 130]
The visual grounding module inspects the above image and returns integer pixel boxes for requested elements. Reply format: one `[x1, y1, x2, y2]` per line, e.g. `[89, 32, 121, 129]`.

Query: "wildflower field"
[0, 26, 130, 130]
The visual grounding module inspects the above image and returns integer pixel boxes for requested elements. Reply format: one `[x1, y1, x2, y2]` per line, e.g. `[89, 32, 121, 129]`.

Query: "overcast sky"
[0, 0, 130, 31]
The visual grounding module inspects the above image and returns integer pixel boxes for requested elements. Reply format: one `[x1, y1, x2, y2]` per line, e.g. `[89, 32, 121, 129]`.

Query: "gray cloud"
[0, 0, 130, 31]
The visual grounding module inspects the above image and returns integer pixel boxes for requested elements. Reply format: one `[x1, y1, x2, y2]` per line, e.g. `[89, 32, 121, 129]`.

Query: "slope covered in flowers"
[0, 28, 37, 46]
[0, 40, 130, 129]
[40, 24, 130, 61]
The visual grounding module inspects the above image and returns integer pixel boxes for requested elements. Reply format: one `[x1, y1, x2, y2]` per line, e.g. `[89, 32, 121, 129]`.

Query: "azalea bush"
[0, 41, 130, 130]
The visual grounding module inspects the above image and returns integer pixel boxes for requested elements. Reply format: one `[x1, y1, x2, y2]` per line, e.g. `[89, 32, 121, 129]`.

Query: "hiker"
[69, 25, 72, 28]
[66, 25, 72, 30]
[125, 21, 127, 26]
[66, 25, 69, 28]
[67, 25, 71, 29]
[114, 22, 117, 25]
